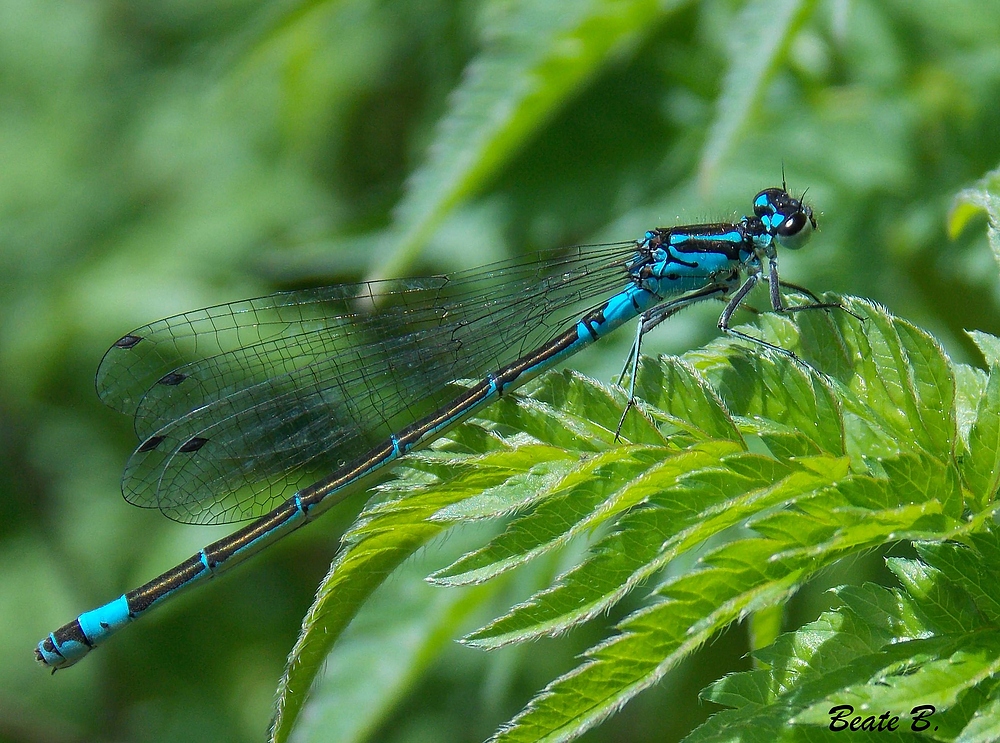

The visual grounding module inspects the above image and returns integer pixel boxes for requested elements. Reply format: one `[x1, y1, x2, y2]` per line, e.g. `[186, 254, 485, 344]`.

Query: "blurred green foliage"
[2, 0, 1000, 741]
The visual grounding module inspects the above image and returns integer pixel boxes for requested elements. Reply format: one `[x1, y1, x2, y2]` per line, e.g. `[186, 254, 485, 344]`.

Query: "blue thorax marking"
[669, 229, 744, 246]
[630, 222, 754, 298]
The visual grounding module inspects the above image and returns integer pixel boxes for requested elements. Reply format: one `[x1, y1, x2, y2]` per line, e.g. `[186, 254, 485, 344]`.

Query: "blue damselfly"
[37, 186, 832, 669]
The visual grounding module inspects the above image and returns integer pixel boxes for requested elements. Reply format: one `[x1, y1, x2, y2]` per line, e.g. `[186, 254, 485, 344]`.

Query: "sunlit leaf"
[376, 0, 684, 278]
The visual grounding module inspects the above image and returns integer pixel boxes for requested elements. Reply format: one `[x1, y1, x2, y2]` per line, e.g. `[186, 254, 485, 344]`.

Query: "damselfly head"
[753, 187, 816, 251]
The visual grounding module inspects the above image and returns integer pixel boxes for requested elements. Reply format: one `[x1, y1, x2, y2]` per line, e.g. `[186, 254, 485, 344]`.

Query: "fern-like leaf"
[271, 292, 1000, 741]
[375, 0, 682, 278]
[691, 530, 1000, 742]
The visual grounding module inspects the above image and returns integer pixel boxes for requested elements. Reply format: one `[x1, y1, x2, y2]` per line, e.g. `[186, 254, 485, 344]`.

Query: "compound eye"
[777, 211, 808, 237]
[776, 210, 814, 250]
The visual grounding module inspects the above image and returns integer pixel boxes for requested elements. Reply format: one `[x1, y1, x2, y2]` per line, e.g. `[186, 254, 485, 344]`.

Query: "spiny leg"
[769, 264, 864, 322]
[614, 283, 731, 440]
[719, 271, 816, 363]
[721, 269, 838, 384]
[717, 273, 802, 358]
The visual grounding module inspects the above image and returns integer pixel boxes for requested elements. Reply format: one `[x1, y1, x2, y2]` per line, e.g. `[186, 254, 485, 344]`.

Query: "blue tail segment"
[37, 187, 821, 669]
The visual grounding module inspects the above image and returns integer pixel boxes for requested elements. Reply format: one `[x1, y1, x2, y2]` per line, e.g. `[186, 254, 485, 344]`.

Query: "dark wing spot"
[114, 334, 143, 349]
[138, 435, 166, 452]
[157, 372, 187, 386]
[179, 437, 209, 453]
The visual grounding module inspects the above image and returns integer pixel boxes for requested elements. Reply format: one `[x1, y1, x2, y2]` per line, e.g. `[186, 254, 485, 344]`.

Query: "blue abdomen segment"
[78, 595, 132, 641]
[577, 285, 659, 340]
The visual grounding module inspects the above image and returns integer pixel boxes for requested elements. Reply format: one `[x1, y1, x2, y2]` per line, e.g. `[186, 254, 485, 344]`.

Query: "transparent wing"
[98, 244, 640, 524]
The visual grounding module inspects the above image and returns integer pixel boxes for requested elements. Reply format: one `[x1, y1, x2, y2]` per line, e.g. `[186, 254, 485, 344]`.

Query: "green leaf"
[431, 451, 579, 521]
[698, 0, 816, 188]
[270, 500, 448, 741]
[835, 299, 955, 460]
[288, 529, 500, 743]
[487, 460, 962, 741]
[462, 447, 816, 648]
[466, 370, 668, 452]
[374, 0, 683, 279]
[698, 339, 846, 457]
[886, 557, 982, 636]
[630, 356, 743, 444]
[968, 330, 1000, 367]
[963, 366, 1000, 508]
[693, 530, 1000, 741]
[278, 297, 982, 741]
[953, 166, 1000, 271]
[429, 446, 662, 586]
[954, 685, 1000, 743]
[915, 539, 1000, 625]
[491, 537, 815, 743]
[523, 370, 669, 447]
[880, 453, 963, 519]
[270, 438, 544, 741]
[955, 362, 988, 448]
[795, 640, 1000, 729]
